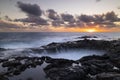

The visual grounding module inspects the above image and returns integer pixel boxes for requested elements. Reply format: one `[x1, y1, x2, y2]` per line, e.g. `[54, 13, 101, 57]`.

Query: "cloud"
[15, 2, 120, 30]
[15, 15, 48, 26]
[105, 11, 118, 21]
[16, 2, 48, 26]
[61, 14, 75, 23]
[0, 20, 23, 30]
[47, 9, 59, 20]
[17, 1, 42, 16]
[77, 14, 95, 23]
[52, 20, 64, 26]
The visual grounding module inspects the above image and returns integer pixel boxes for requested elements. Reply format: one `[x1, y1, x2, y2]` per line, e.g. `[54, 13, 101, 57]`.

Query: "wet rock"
[77, 55, 120, 75]
[0, 48, 6, 51]
[42, 42, 61, 53]
[31, 39, 112, 54]
[96, 72, 120, 80]
[2, 60, 22, 67]
[0, 59, 8, 63]
[78, 36, 98, 39]
[44, 58, 75, 71]
[13, 70, 21, 75]
[31, 47, 44, 53]
[0, 75, 9, 80]
[44, 65, 86, 80]
[79, 55, 109, 62]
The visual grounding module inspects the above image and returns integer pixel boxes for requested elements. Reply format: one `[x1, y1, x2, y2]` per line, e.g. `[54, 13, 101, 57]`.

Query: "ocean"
[0, 32, 120, 59]
[0, 32, 120, 49]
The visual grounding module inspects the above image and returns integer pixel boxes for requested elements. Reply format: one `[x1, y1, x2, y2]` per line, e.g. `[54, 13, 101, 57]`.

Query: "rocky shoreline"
[0, 38, 120, 80]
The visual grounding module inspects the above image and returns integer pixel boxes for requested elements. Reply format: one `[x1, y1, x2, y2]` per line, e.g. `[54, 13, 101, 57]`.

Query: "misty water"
[35, 49, 106, 60]
[0, 48, 106, 60]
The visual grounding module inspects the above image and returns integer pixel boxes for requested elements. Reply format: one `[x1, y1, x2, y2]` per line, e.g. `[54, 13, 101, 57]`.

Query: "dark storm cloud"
[17, 1, 42, 16]
[61, 14, 75, 23]
[47, 9, 59, 20]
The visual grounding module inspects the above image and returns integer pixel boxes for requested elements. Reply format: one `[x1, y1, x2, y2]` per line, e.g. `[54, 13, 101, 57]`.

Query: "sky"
[0, 0, 120, 32]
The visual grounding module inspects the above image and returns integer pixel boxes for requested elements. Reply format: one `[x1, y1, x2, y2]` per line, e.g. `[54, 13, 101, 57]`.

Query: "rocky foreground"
[0, 38, 120, 80]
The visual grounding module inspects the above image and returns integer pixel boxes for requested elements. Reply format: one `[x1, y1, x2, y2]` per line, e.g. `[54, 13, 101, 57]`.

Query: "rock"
[31, 47, 44, 53]
[2, 60, 22, 67]
[0, 59, 8, 63]
[0, 48, 6, 51]
[78, 36, 98, 39]
[96, 72, 120, 80]
[44, 65, 86, 80]
[31, 39, 112, 54]
[13, 70, 21, 75]
[0, 75, 9, 80]
[79, 55, 109, 62]
[78, 55, 118, 75]
[44, 58, 75, 71]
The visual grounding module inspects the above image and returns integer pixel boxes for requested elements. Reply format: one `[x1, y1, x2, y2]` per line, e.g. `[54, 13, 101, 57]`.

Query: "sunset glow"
[85, 29, 97, 33]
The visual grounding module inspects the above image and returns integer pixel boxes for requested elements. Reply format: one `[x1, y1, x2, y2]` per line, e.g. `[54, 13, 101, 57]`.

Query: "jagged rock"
[31, 40, 112, 53]
[2, 60, 22, 67]
[44, 65, 86, 80]
[96, 72, 120, 80]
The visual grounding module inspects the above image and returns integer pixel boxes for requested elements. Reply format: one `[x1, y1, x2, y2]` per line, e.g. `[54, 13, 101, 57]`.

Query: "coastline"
[0, 38, 120, 80]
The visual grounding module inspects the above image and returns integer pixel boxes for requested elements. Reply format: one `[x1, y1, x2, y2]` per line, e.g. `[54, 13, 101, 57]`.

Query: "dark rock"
[78, 36, 98, 39]
[2, 60, 22, 67]
[79, 55, 109, 62]
[0, 48, 6, 51]
[44, 65, 86, 80]
[31, 47, 44, 53]
[44, 58, 75, 71]
[0, 75, 9, 80]
[96, 72, 120, 80]
[0, 59, 8, 63]
[13, 70, 21, 75]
